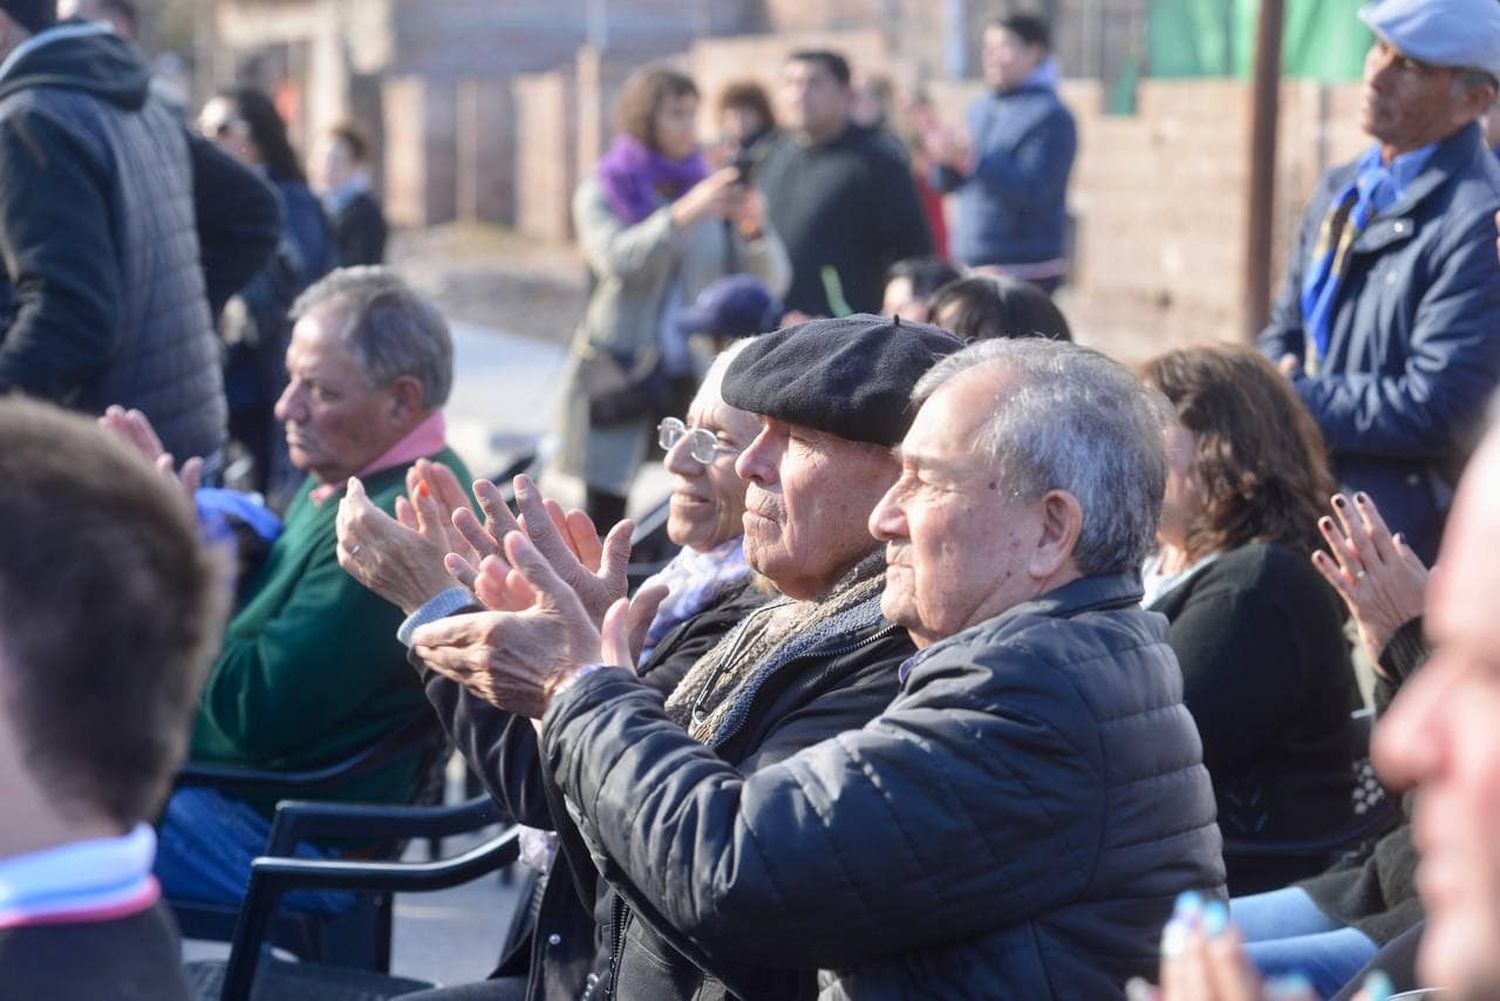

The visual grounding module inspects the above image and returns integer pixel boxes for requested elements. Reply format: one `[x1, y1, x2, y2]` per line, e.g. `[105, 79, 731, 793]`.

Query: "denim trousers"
[1232, 886, 1380, 998]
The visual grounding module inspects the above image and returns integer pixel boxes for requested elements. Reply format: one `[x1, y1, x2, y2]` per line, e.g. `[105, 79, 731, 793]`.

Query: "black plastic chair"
[169, 710, 451, 969]
[183, 800, 522, 1001]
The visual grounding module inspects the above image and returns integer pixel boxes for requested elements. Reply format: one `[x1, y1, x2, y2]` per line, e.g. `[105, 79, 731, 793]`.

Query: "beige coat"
[555, 175, 790, 495]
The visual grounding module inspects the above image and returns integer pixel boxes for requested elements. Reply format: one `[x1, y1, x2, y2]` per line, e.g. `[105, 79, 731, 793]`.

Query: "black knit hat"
[0, 0, 56, 33]
[721, 313, 964, 448]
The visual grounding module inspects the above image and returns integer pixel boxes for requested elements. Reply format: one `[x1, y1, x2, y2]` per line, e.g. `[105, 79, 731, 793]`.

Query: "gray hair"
[913, 338, 1171, 576]
[291, 266, 454, 409]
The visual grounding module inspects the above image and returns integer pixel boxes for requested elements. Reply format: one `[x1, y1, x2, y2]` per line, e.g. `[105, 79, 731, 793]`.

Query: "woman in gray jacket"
[554, 65, 789, 528]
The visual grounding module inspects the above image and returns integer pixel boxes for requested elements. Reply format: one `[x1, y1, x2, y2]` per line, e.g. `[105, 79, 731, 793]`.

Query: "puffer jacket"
[0, 21, 225, 461]
[543, 572, 1226, 999]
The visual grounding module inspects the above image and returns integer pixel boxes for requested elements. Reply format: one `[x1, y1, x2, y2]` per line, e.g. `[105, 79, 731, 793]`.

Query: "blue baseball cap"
[677, 274, 784, 340]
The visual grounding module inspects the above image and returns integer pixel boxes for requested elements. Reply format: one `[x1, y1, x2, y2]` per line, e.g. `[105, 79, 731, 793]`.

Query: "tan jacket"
[555, 175, 790, 494]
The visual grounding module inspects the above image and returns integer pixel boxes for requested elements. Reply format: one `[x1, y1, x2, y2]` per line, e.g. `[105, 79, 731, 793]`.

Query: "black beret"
[721, 313, 964, 447]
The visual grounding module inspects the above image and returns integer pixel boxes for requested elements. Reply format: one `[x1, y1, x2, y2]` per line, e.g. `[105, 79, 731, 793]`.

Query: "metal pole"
[1244, 0, 1285, 340]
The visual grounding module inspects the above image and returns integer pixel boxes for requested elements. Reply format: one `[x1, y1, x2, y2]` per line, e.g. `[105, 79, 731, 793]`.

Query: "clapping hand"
[1310, 492, 1429, 670]
[411, 529, 665, 718]
[98, 405, 202, 502]
[1128, 892, 1394, 1001]
[336, 461, 467, 615]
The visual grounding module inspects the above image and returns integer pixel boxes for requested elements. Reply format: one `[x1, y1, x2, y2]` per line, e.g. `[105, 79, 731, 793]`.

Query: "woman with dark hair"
[881, 256, 961, 322]
[556, 65, 789, 529]
[1140, 344, 1361, 895]
[926, 273, 1071, 341]
[198, 88, 337, 504]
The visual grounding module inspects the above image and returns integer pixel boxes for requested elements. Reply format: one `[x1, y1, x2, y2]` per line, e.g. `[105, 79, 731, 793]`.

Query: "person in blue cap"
[1259, 0, 1500, 567]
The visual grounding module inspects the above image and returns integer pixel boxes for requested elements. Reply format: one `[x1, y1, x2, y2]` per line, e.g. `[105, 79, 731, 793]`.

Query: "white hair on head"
[913, 338, 1172, 576]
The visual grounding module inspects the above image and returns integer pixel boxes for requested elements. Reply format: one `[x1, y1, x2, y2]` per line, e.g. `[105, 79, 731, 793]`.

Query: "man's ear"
[1028, 489, 1083, 580]
[386, 375, 426, 424]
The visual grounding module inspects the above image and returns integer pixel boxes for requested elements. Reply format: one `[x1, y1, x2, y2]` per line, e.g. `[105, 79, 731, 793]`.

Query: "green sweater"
[191, 446, 471, 815]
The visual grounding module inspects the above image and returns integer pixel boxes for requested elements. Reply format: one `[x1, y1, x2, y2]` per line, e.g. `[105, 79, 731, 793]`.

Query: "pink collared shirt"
[308, 410, 448, 506]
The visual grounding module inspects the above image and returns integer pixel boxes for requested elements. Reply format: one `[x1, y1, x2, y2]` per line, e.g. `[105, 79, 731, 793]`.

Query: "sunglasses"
[657, 417, 741, 464]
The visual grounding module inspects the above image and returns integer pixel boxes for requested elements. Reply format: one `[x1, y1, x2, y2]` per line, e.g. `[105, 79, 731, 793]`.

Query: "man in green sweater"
[152, 266, 470, 913]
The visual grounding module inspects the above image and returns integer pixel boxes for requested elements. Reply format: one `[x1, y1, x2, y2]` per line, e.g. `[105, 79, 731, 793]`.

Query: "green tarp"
[1147, 0, 1371, 82]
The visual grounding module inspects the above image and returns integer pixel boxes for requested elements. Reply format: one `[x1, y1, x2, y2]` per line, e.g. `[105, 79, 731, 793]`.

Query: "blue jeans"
[1233, 887, 1379, 998]
[155, 787, 354, 915]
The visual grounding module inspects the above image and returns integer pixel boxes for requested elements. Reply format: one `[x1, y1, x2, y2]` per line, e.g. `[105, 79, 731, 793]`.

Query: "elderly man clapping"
[341, 317, 960, 1000]
[411, 335, 1225, 999]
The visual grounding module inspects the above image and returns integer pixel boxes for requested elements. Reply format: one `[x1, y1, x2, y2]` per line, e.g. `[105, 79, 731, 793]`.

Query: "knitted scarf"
[664, 550, 888, 745]
[596, 134, 708, 225]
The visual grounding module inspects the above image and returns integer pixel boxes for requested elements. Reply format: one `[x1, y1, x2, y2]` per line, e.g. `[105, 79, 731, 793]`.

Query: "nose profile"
[735, 425, 778, 485]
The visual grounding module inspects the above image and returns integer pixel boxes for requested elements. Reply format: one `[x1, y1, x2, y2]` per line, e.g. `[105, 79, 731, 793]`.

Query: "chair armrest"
[1222, 799, 1401, 860]
[173, 711, 439, 797]
[265, 794, 504, 856]
[221, 827, 522, 1001]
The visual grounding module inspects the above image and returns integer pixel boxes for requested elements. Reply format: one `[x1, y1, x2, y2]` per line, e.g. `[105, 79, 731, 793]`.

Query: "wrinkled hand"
[98, 405, 202, 502]
[1311, 492, 1429, 669]
[507, 475, 632, 626]
[336, 475, 456, 615]
[412, 531, 609, 717]
[1129, 892, 1388, 1001]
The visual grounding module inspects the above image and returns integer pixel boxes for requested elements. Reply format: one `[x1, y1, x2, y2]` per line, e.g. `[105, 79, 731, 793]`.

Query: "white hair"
[913, 338, 1171, 575]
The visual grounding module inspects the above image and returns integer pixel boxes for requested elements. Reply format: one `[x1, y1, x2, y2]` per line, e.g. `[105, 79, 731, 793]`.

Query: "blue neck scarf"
[1299, 142, 1436, 370]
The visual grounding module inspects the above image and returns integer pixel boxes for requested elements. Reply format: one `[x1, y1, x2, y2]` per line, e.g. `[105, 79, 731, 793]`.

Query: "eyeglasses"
[657, 417, 741, 464]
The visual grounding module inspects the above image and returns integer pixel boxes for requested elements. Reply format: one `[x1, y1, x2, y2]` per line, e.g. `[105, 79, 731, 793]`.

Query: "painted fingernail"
[1201, 899, 1229, 937]
[1265, 973, 1314, 999]
[1355, 492, 1370, 505]
[1173, 889, 1203, 919]
[418, 482, 431, 497]
[1333, 494, 1347, 507]
[1160, 916, 1190, 958]
[1319, 516, 1334, 528]
[1361, 971, 1393, 1001]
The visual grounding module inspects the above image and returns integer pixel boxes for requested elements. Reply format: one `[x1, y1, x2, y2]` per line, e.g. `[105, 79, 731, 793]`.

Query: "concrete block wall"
[382, 75, 459, 227]
[514, 69, 579, 243]
[457, 79, 518, 226]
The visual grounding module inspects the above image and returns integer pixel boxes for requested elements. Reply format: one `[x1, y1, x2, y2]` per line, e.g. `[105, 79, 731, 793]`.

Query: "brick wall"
[514, 69, 579, 243]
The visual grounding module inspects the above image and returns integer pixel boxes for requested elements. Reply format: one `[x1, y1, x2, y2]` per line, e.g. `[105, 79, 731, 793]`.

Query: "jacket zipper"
[603, 892, 628, 999]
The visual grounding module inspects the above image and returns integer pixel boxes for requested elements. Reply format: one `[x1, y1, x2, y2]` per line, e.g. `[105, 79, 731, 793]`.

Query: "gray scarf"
[664, 550, 888, 746]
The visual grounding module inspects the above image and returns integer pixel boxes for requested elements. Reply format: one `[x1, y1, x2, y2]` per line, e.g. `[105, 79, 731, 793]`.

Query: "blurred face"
[1374, 431, 1500, 999]
[1156, 421, 1202, 552]
[273, 304, 416, 485]
[654, 92, 700, 161]
[197, 96, 257, 165]
[720, 105, 766, 148]
[983, 26, 1046, 93]
[882, 276, 929, 323]
[311, 134, 356, 193]
[734, 416, 898, 600]
[870, 367, 1055, 648]
[1361, 37, 1488, 157]
[779, 59, 851, 143]
[662, 395, 758, 553]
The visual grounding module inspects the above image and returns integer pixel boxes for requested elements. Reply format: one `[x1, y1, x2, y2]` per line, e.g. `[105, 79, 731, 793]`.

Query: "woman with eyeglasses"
[197, 87, 337, 506]
[553, 63, 790, 532]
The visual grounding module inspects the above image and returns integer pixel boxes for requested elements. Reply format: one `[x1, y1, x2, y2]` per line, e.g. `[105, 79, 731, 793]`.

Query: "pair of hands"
[1130, 892, 1392, 1001]
[1310, 491, 1428, 670]
[335, 463, 667, 719]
